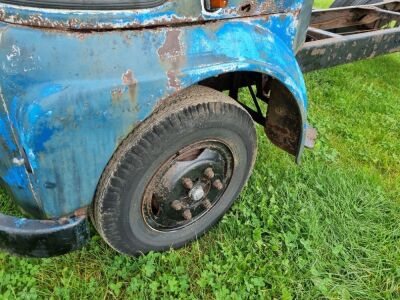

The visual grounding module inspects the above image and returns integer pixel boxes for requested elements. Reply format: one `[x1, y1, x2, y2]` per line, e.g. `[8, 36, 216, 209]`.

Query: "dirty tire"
[330, 0, 381, 7]
[93, 86, 257, 256]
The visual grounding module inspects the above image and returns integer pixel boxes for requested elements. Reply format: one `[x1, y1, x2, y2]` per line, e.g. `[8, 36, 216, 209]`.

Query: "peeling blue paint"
[3, 166, 28, 188]
[27, 103, 43, 125]
[0, 0, 303, 32]
[0, 1, 310, 218]
[26, 103, 56, 152]
[14, 218, 27, 228]
[0, 117, 16, 152]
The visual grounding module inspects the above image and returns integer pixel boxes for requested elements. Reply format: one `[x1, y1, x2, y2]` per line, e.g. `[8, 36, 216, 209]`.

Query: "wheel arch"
[195, 70, 306, 163]
[160, 21, 308, 162]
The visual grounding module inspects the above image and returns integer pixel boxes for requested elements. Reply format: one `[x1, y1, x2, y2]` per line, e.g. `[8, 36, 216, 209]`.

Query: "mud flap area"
[265, 80, 304, 157]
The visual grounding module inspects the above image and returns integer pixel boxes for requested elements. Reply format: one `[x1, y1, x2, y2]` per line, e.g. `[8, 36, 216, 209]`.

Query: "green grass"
[1, 7, 400, 300]
[313, 0, 333, 8]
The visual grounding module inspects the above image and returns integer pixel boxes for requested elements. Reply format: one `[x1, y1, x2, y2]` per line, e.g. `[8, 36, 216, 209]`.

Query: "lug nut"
[202, 199, 212, 210]
[204, 167, 215, 179]
[171, 200, 183, 211]
[213, 179, 224, 191]
[182, 178, 193, 189]
[182, 209, 192, 220]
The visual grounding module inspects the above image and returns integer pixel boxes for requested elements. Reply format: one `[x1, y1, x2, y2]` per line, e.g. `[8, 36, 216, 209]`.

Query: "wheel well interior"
[199, 71, 303, 156]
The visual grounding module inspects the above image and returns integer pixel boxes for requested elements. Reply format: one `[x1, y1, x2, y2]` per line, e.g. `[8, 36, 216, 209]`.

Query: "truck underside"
[297, 0, 400, 72]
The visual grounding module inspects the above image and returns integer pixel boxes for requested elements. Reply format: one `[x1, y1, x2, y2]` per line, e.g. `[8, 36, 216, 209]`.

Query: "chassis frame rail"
[297, 0, 400, 72]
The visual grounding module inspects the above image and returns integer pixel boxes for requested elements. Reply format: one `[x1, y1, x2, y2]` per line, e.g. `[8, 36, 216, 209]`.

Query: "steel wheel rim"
[141, 140, 234, 232]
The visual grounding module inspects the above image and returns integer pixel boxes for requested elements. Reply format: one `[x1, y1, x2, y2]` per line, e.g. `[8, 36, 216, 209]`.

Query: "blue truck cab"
[0, 0, 314, 257]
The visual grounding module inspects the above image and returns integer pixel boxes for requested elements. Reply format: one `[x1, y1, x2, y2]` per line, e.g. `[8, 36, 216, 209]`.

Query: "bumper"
[0, 213, 90, 258]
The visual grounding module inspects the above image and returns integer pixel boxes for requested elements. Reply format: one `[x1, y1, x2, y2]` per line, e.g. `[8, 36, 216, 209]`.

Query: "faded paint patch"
[158, 29, 186, 90]
[111, 88, 124, 103]
[39, 83, 64, 98]
[6, 45, 21, 61]
[122, 69, 138, 104]
[158, 29, 184, 59]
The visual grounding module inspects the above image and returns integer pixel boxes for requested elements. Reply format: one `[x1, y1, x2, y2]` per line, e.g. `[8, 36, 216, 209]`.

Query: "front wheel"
[93, 86, 257, 256]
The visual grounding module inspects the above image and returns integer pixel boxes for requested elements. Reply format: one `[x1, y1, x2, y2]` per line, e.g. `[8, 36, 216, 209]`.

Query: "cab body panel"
[0, 0, 312, 256]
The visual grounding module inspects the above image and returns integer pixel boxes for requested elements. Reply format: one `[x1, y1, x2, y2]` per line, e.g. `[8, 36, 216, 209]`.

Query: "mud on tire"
[92, 86, 258, 256]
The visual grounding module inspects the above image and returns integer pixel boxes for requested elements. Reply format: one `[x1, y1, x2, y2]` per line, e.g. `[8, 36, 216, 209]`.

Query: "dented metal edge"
[0, 211, 90, 257]
[0, 87, 44, 213]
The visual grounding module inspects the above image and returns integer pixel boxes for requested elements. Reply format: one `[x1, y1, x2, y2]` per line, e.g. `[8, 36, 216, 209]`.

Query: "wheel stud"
[182, 209, 192, 220]
[202, 199, 212, 210]
[182, 178, 193, 189]
[213, 179, 223, 191]
[171, 200, 183, 211]
[204, 167, 215, 179]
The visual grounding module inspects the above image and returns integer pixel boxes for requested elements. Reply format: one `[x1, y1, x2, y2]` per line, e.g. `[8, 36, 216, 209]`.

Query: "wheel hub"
[189, 184, 205, 202]
[142, 140, 234, 232]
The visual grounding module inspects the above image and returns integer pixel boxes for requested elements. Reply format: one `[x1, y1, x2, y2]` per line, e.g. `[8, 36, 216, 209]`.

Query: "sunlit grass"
[313, 0, 334, 8]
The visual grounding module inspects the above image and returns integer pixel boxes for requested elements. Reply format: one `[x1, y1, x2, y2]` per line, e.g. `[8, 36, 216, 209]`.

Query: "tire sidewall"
[96, 91, 257, 255]
[122, 119, 252, 253]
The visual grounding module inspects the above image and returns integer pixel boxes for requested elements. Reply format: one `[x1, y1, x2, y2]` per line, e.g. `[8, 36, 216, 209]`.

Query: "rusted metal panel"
[0, 8, 308, 219]
[0, 0, 304, 30]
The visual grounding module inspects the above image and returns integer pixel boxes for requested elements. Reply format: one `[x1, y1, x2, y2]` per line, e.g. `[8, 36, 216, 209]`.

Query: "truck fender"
[0, 14, 308, 217]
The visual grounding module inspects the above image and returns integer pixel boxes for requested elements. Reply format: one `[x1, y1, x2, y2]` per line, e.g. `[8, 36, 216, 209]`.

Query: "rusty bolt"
[182, 178, 193, 189]
[182, 209, 192, 220]
[202, 199, 212, 210]
[213, 179, 224, 191]
[74, 207, 87, 217]
[171, 200, 183, 211]
[204, 167, 215, 179]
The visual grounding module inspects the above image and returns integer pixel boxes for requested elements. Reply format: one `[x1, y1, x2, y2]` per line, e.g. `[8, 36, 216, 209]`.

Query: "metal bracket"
[304, 126, 318, 149]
